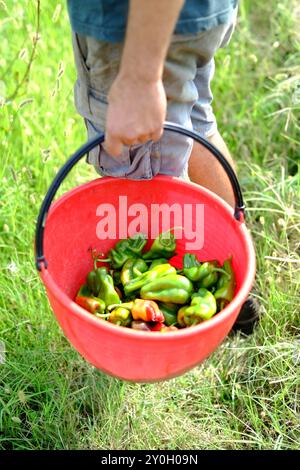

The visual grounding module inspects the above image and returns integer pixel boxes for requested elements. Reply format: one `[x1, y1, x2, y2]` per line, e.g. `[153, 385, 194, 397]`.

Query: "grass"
[0, 0, 299, 450]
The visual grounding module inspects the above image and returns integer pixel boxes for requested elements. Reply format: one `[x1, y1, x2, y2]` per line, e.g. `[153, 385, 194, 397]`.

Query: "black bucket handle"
[35, 122, 245, 271]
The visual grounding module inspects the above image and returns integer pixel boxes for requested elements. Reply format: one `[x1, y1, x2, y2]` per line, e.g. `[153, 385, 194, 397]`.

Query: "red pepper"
[75, 296, 106, 315]
[150, 322, 165, 332]
[107, 298, 165, 323]
[131, 299, 164, 323]
[150, 323, 178, 332]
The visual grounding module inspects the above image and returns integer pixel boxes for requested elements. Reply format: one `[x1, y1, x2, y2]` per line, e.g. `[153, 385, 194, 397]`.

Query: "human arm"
[104, 0, 185, 157]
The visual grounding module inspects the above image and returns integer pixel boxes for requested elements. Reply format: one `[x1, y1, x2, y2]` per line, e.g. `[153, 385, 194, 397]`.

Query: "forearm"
[119, 0, 185, 82]
[105, 0, 184, 155]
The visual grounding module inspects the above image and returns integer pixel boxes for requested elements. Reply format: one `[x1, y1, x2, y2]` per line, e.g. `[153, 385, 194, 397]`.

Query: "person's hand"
[104, 73, 167, 157]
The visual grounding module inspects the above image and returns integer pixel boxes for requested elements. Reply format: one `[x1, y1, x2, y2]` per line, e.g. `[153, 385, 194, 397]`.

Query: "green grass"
[0, 0, 299, 450]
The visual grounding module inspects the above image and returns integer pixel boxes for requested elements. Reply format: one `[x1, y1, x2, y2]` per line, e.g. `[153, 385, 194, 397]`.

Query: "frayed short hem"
[192, 123, 218, 140]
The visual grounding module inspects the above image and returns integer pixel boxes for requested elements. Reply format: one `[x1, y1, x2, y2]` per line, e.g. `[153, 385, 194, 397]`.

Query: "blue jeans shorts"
[72, 11, 237, 180]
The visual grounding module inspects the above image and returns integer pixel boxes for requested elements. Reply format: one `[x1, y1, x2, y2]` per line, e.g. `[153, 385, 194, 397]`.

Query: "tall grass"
[0, 0, 299, 449]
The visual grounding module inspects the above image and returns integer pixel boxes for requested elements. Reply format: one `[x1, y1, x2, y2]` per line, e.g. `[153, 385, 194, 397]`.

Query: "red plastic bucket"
[35, 123, 256, 382]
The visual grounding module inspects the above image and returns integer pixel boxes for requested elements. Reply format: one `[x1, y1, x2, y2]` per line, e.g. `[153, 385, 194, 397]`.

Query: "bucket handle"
[35, 121, 245, 271]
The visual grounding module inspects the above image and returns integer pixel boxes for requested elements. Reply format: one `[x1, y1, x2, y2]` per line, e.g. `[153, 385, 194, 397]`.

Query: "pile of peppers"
[75, 228, 236, 332]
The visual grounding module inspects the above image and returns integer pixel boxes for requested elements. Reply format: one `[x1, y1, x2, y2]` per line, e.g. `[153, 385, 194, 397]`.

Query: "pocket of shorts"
[98, 140, 162, 180]
[99, 143, 156, 180]
[85, 119, 130, 175]
[86, 119, 160, 180]
[98, 145, 132, 177]
[87, 40, 122, 96]
[72, 32, 90, 78]
[219, 22, 236, 48]
[220, 7, 238, 48]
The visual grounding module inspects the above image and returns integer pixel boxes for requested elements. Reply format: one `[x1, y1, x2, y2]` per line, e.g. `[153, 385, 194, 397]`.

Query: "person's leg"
[187, 53, 237, 207]
[188, 132, 235, 207]
[184, 23, 260, 334]
[159, 24, 237, 181]
[185, 10, 238, 207]
[188, 101, 260, 337]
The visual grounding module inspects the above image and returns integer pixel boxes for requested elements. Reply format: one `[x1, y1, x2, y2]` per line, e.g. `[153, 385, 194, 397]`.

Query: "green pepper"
[95, 267, 121, 307]
[124, 263, 176, 295]
[111, 270, 122, 287]
[108, 307, 132, 327]
[86, 270, 101, 296]
[140, 274, 193, 304]
[183, 255, 225, 288]
[96, 234, 147, 269]
[214, 257, 236, 310]
[157, 302, 179, 326]
[143, 228, 179, 260]
[120, 258, 148, 286]
[75, 284, 106, 315]
[77, 283, 92, 298]
[197, 265, 219, 289]
[177, 288, 217, 326]
[182, 253, 201, 281]
[148, 258, 169, 270]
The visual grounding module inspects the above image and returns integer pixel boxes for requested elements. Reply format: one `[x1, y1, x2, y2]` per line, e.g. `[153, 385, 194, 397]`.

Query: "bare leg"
[188, 130, 236, 207]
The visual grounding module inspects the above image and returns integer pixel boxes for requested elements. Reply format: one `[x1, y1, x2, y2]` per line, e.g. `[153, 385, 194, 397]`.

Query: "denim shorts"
[71, 10, 237, 180]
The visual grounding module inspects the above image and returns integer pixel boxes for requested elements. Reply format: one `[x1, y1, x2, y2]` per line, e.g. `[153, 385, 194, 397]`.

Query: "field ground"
[0, 0, 299, 449]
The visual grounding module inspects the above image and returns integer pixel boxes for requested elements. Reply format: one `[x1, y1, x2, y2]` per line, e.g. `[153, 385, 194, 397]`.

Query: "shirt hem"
[70, 6, 237, 43]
